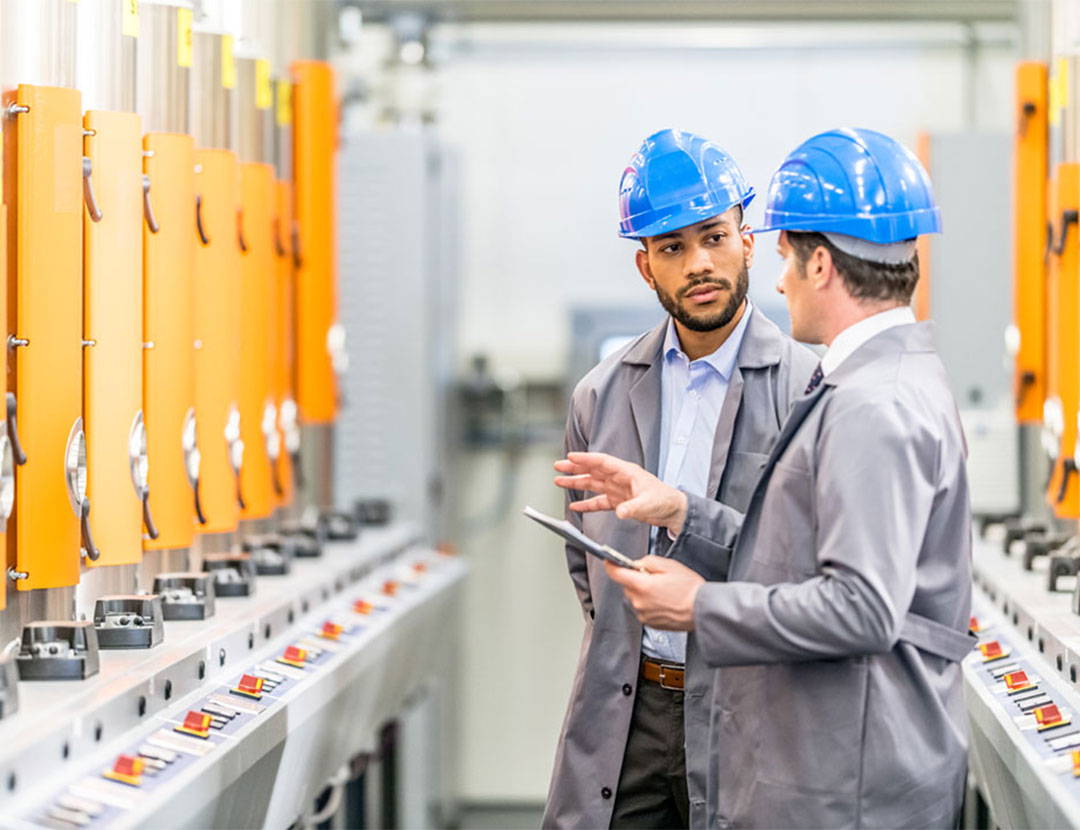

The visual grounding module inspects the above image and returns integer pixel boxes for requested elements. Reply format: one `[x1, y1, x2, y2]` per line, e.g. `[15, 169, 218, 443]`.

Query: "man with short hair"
[542, 129, 816, 830]
[557, 128, 972, 829]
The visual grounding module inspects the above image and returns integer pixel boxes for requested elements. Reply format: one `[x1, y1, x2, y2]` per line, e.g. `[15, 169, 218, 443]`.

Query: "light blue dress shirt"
[641, 302, 753, 664]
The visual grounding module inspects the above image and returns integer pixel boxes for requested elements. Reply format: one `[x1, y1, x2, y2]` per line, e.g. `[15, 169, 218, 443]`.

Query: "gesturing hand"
[554, 451, 689, 535]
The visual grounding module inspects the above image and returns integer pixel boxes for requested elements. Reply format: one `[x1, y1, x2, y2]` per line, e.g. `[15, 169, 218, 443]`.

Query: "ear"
[635, 247, 656, 290]
[809, 245, 834, 291]
[741, 225, 755, 269]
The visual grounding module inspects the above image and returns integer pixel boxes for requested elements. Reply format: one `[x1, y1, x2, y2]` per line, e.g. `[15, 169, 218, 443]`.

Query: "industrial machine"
[0, 2, 464, 828]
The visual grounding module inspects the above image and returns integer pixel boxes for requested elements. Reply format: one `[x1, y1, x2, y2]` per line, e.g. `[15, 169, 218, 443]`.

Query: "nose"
[684, 242, 713, 278]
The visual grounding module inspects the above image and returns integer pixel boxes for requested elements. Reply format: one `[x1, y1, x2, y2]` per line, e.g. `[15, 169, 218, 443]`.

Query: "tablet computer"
[522, 506, 645, 571]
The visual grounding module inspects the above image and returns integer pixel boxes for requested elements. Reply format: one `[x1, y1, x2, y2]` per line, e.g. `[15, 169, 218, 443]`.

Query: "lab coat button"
[622, 683, 632, 696]
[601, 787, 612, 799]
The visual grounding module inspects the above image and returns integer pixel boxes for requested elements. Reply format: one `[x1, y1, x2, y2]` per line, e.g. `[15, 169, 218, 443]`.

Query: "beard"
[655, 258, 750, 332]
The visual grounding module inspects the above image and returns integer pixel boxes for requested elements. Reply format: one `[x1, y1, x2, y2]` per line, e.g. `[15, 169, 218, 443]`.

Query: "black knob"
[601, 787, 612, 800]
[622, 684, 632, 696]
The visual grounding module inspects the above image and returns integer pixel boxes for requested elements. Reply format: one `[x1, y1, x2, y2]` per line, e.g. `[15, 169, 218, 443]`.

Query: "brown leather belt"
[642, 658, 684, 691]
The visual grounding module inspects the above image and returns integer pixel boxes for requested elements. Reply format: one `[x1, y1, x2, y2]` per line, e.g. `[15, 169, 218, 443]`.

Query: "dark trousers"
[609, 664, 689, 829]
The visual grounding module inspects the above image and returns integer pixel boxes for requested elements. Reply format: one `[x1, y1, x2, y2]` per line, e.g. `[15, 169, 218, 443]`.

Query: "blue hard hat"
[752, 128, 942, 243]
[618, 129, 755, 239]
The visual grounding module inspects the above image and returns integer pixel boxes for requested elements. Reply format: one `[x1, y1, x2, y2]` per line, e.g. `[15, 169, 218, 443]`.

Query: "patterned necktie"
[804, 362, 824, 395]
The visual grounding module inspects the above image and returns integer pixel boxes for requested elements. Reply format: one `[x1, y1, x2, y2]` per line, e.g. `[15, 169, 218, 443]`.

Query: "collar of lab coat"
[620, 303, 786, 371]
[821, 321, 936, 388]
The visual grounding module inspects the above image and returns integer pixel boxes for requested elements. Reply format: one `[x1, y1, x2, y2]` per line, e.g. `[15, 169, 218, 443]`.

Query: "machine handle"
[194, 478, 208, 525]
[291, 449, 304, 491]
[142, 493, 159, 540]
[271, 460, 284, 497]
[80, 498, 100, 561]
[196, 194, 210, 245]
[235, 472, 246, 511]
[1016, 370, 1037, 408]
[273, 217, 286, 258]
[1051, 210, 1078, 257]
[6, 394, 25, 466]
[291, 221, 303, 270]
[237, 209, 248, 253]
[1057, 458, 1077, 504]
[1019, 100, 1037, 138]
[82, 157, 103, 223]
[142, 174, 160, 234]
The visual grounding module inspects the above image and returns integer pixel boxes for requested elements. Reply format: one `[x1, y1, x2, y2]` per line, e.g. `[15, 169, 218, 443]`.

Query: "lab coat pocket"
[721, 450, 769, 512]
[749, 458, 816, 580]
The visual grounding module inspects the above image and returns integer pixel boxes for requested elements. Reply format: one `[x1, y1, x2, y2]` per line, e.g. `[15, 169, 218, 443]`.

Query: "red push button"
[1072, 749, 1080, 777]
[382, 580, 398, 596]
[320, 621, 343, 641]
[1035, 703, 1071, 730]
[354, 599, 373, 615]
[413, 562, 427, 574]
[232, 673, 265, 700]
[970, 616, 983, 633]
[1004, 670, 1036, 693]
[175, 711, 213, 739]
[277, 645, 307, 669]
[979, 640, 1009, 662]
[103, 754, 144, 787]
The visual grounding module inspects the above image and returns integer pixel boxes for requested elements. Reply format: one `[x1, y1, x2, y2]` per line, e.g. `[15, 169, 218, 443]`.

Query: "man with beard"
[542, 129, 816, 829]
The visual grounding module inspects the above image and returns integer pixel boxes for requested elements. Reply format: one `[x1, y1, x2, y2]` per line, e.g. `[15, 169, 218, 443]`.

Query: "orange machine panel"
[0, 199, 7, 609]
[237, 162, 275, 520]
[193, 149, 241, 533]
[273, 178, 295, 506]
[1045, 164, 1080, 517]
[1014, 61, 1050, 423]
[292, 60, 338, 424]
[84, 110, 144, 567]
[5, 85, 84, 590]
[144, 133, 197, 551]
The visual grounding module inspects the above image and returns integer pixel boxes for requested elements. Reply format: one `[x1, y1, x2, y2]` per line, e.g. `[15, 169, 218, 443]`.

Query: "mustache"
[677, 278, 732, 300]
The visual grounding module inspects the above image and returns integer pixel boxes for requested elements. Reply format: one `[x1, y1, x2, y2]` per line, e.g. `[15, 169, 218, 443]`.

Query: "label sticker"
[177, 7, 192, 67]
[222, 35, 236, 89]
[276, 80, 292, 126]
[122, 0, 138, 38]
[256, 59, 272, 110]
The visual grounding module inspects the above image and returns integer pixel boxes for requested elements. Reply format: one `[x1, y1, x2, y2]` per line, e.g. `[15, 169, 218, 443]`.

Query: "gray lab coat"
[673, 322, 974, 829]
[543, 307, 817, 829]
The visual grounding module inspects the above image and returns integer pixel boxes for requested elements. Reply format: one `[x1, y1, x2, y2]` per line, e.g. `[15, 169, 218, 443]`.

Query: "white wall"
[431, 20, 1017, 805]
[434, 21, 1014, 380]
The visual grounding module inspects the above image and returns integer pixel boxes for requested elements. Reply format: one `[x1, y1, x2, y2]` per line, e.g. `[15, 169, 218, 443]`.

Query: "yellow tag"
[276, 81, 292, 126]
[122, 0, 138, 37]
[256, 59, 272, 110]
[177, 7, 192, 67]
[222, 35, 236, 89]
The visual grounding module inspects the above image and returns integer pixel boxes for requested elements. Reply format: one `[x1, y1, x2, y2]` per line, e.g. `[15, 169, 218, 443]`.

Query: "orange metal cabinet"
[193, 149, 241, 533]
[273, 178, 295, 506]
[1045, 165, 1080, 516]
[143, 132, 197, 551]
[83, 110, 144, 567]
[4, 85, 84, 590]
[237, 162, 275, 520]
[292, 60, 338, 425]
[1014, 62, 1050, 424]
[0, 199, 7, 609]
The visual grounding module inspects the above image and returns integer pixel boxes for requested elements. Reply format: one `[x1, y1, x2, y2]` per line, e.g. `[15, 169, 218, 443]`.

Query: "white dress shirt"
[821, 305, 916, 377]
[641, 302, 753, 664]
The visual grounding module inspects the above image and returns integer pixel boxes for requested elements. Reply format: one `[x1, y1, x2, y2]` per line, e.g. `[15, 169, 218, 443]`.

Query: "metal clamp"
[1051, 209, 1078, 257]
[82, 157, 103, 223]
[194, 478, 208, 525]
[1019, 100, 1037, 138]
[142, 494, 159, 540]
[1016, 370, 1037, 408]
[80, 498, 99, 561]
[6, 568, 27, 582]
[291, 221, 303, 270]
[196, 194, 210, 245]
[5, 105, 28, 117]
[143, 174, 160, 234]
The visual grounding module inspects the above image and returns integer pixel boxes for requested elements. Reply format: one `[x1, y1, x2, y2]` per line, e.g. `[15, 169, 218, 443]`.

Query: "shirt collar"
[821, 305, 916, 376]
[663, 299, 754, 381]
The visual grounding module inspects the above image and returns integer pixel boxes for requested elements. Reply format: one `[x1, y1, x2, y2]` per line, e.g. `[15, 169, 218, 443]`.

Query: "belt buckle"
[658, 664, 681, 691]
